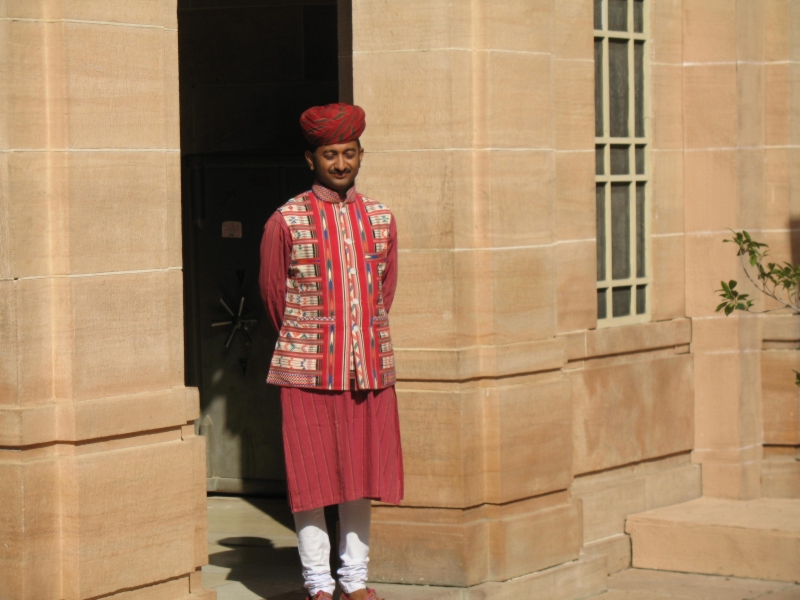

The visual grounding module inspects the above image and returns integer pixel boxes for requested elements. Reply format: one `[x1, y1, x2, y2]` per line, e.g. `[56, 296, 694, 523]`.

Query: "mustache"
[328, 167, 352, 174]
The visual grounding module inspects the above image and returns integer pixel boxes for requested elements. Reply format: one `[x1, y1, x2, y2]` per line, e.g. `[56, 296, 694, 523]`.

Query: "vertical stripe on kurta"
[281, 386, 404, 513]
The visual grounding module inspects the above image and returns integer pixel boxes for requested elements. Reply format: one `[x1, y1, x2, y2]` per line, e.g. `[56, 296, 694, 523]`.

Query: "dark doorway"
[178, 0, 344, 495]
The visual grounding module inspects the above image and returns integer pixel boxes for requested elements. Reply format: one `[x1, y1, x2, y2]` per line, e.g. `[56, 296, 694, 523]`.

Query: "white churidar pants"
[293, 498, 371, 596]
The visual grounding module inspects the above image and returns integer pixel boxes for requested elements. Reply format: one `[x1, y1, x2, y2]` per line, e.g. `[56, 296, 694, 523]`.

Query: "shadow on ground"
[205, 496, 341, 600]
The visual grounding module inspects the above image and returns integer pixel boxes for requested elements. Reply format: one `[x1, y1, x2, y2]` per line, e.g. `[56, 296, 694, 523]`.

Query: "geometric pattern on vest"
[267, 186, 397, 390]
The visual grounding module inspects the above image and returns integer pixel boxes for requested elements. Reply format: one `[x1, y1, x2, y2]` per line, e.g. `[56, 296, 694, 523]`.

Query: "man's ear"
[304, 150, 316, 171]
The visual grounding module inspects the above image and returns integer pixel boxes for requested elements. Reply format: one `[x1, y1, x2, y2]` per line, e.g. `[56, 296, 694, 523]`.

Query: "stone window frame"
[594, 0, 651, 327]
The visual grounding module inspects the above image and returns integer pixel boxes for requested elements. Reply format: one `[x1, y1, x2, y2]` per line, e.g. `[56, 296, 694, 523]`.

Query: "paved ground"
[204, 496, 800, 600]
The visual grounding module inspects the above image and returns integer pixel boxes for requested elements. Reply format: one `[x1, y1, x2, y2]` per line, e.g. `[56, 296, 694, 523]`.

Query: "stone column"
[351, 0, 601, 594]
[0, 2, 212, 599]
[758, 0, 800, 498]
[684, 0, 780, 499]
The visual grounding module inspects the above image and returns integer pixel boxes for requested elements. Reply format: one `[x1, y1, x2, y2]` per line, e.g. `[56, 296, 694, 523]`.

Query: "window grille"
[594, 0, 650, 325]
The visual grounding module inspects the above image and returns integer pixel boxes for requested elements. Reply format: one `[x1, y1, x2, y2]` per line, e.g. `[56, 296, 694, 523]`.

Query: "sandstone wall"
[352, 0, 698, 585]
[0, 1, 211, 598]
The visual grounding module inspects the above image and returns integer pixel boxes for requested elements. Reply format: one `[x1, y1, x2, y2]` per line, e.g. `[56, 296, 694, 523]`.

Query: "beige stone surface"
[462, 554, 606, 600]
[651, 150, 684, 236]
[359, 150, 465, 250]
[396, 377, 571, 508]
[583, 319, 691, 360]
[394, 338, 566, 382]
[627, 498, 800, 582]
[10, 0, 177, 27]
[763, 148, 791, 230]
[0, 4, 205, 599]
[554, 0, 592, 60]
[555, 150, 595, 243]
[652, 0, 683, 65]
[737, 63, 765, 149]
[652, 235, 687, 322]
[762, 351, 800, 445]
[0, 457, 60, 600]
[489, 150, 554, 248]
[487, 378, 573, 503]
[66, 151, 173, 273]
[63, 439, 198, 598]
[69, 270, 184, 400]
[761, 456, 800, 499]
[574, 455, 701, 544]
[684, 150, 738, 233]
[683, 0, 737, 63]
[557, 239, 596, 334]
[684, 66, 738, 149]
[371, 499, 582, 586]
[102, 576, 192, 600]
[351, 0, 471, 53]
[595, 568, 796, 600]
[4, 20, 50, 149]
[6, 152, 55, 278]
[575, 476, 646, 543]
[583, 534, 631, 575]
[0, 280, 18, 402]
[492, 246, 556, 344]
[572, 355, 695, 474]
[483, 0, 552, 54]
[766, 63, 791, 147]
[653, 64, 684, 150]
[0, 387, 198, 446]
[486, 52, 552, 149]
[355, 49, 472, 152]
[66, 23, 167, 149]
[685, 233, 740, 317]
[164, 29, 180, 150]
[0, 432, 208, 600]
[554, 58, 594, 151]
[390, 250, 458, 349]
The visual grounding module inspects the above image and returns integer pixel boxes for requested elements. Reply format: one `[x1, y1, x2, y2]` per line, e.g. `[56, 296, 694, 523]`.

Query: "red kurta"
[260, 183, 404, 513]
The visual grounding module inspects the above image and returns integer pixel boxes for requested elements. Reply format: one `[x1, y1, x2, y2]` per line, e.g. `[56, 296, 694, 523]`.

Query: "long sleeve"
[382, 216, 399, 313]
[259, 211, 292, 333]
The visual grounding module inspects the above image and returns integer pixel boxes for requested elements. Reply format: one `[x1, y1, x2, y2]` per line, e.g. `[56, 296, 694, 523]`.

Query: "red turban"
[299, 103, 366, 147]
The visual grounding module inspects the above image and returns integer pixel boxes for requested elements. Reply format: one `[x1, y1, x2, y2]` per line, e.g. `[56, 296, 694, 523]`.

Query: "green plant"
[716, 230, 800, 385]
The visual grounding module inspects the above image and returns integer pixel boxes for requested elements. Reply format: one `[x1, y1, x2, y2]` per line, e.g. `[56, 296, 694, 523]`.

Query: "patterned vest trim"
[267, 189, 397, 391]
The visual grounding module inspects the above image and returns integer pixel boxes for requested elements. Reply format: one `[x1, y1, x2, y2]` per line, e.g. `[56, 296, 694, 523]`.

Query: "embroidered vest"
[267, 190, 396, 391]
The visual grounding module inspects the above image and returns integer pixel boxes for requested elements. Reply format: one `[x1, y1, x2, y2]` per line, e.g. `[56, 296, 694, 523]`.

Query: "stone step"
[371, 554, 607, 600]
[625, 497, 800, 583]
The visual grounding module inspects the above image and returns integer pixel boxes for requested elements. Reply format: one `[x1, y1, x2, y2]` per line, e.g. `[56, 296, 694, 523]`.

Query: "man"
[259, 103, 403, 600]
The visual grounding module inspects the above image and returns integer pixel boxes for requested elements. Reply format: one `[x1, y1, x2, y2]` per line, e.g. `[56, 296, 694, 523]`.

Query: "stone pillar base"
[369, 494, 582, 587]
[369, 555, 607, 600]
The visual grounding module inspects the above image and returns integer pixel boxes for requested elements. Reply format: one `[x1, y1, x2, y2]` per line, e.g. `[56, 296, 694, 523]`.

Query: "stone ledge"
[763, 314, 800, 343]
[761, 456, 800, 499]
[370, 554, 607, 600]
[371, 498, 582, 587]
[0, 386, 199, 446]
[583, 534, 631, 574]
[395, 338, 565, 381]
[626, 497, 800, 582]
[563, 318, 692, 362]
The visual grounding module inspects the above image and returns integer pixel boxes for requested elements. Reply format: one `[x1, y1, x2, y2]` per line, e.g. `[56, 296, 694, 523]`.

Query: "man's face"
[305, 141, 364, 194]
